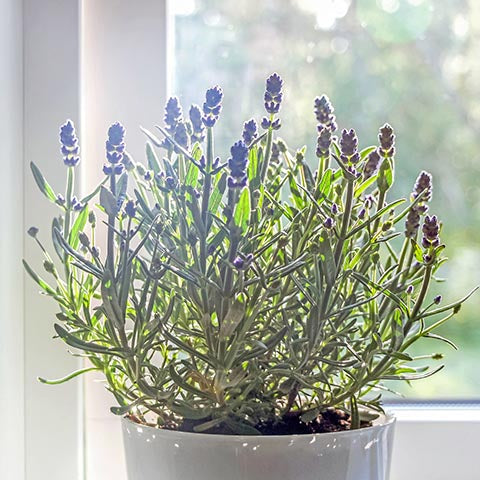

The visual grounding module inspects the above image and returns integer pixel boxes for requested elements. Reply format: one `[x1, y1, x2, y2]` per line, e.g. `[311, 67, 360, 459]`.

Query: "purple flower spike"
[242, 119, 258, 145]
[228, 140, 249, 189]
[106, 122, 126, 165]
[413, 171, 433, 204]
[379, 123, 395, 157]
[59, 120, 80, 167]
[405, 171, 433, 238]
[189, 104, 205, 143]
[340, 128, 359, 163]
[422, 215, 440, 249]
[363, 149, 381, 179]
[316, 126, 332, 158]
[174, 122, 190, 152]
[202, 86, 223, 127]
[314, 95, 337, 132]
[164, 97, 183, 134]
[264, 73, 283, 115]
[124, 200, 136, 218]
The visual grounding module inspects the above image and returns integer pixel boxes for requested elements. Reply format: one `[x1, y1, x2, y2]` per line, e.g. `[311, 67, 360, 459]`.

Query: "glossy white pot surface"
[122, 413, 395, 480]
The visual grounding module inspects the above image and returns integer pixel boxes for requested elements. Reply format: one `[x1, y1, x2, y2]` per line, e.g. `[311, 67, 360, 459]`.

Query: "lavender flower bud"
[331, 203, 339, 215]
[340, 128, 359, 164]
[232, 253, 254, 271]
[88, 211, 96, 226]
[227, 141, 249, 189]
[232, 256, 245, 269]
[261, 117, 271, 130]
[92, 246, 100, 258]
[406, 285, 414, 295]
[242, 119, 258, 145]
[363, 149, 381, 179]
[59, 120, 80, 167]
[27, 226, 39, 238]
[271, 118, 281, 130]
[379, 123, 395, 157]
[422, 215, 440, 249]
[202, 86, 223, 127]
[78, 232, 90, 248]
[124, 200, 136, 218]
[358, 208, 366, 220]
[189, 104, 205, 143]
[56, 194, 65, 206]
[43, 260, 55, 274]
[434, 295, 442, 304]
[314, 95, 337, 132]
[324, 217, 335, 229]
[316, 126, 332, 158]
[264, 73, 283, 114]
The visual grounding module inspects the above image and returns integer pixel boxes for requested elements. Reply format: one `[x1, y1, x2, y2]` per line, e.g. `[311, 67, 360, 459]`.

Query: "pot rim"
[122, 411, 395, 442]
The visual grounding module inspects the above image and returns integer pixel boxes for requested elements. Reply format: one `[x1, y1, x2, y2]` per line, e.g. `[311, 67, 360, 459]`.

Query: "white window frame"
[3, 1, 478, 479]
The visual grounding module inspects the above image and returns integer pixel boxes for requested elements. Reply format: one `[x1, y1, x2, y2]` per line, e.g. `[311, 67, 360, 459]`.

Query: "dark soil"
[136, 407, 372, 436]
[256, 408, 372, 435]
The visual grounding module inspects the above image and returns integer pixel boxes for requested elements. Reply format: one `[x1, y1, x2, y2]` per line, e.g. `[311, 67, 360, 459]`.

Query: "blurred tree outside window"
[172, 0, 480, 399]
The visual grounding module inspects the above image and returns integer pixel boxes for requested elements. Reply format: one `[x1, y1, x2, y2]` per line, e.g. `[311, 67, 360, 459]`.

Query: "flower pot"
[122, 413, 395, 480]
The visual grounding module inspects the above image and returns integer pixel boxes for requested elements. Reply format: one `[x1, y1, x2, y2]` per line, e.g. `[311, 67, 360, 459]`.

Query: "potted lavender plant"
[25, 73, 475, 480]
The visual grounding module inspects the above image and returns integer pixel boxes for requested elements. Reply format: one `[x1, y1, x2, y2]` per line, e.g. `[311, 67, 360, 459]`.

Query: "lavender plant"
[25, 74, 475, 434]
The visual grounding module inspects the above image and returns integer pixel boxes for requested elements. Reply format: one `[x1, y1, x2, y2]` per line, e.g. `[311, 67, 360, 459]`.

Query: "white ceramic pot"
[122, 413, 395, 480]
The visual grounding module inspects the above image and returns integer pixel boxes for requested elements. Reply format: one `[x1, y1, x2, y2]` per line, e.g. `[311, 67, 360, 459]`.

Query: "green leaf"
[410, 239, 424, 263]
[30, 162, 57, 202]
[23, 260, 57, 296]
[219, 296, 246, 339]
[39, 367, 99, 385]
[377, 158, 394, 193]
[233, 187, 251, 234]
[100, 186, 118, 216]
[116, 172, 128, 209]
[101, 271, 124, 328]
[209, 172, 227, 214]
[146, 141, 160, 174]
[317, 168, 332, 200]
[54, 323, 126, 356]
[68, 206, 88, 250]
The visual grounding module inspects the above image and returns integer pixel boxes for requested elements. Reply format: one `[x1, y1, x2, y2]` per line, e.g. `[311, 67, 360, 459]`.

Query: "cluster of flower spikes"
[103, 122, 126, 176]
[261, 73, 283, 130]
[314, 95, 336, 158]
[202, 86, 223, 127]
[405, 171, 433, 239]
[59, 120, 80, 167]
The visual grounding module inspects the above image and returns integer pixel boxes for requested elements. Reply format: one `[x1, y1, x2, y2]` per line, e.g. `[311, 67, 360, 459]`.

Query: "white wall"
[23, 1, 83, 478]
[81, 1, 168, 477]
[0, 0, 25, 478]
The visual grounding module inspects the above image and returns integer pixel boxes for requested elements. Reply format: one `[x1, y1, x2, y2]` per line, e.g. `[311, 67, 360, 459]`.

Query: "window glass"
[173, 0, 480, 399]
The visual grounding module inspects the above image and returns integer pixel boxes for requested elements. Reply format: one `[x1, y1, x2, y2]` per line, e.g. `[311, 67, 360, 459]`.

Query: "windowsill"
[387, 403, 480, 422]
